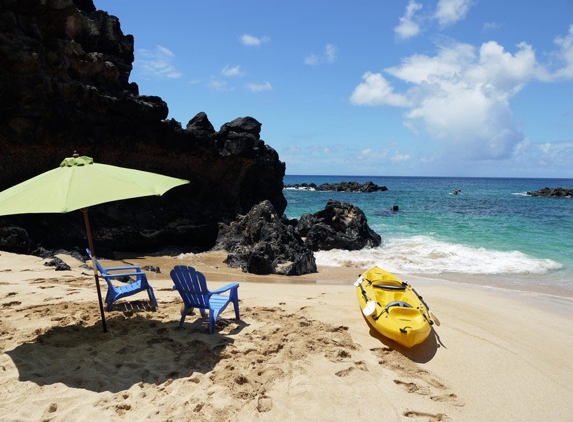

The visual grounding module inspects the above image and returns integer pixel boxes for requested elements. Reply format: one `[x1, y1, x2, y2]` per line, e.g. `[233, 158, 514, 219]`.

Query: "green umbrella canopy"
[0, 154, 190, 332]
[0, 155, 189, 215]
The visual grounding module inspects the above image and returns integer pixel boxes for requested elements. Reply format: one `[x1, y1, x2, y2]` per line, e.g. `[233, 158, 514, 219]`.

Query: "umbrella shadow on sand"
[6, 304, 248, 393]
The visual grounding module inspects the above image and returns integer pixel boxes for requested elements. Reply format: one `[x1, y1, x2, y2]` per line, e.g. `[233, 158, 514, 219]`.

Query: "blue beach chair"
[170, 265, 240, 334]
[86, 248, 158, 311]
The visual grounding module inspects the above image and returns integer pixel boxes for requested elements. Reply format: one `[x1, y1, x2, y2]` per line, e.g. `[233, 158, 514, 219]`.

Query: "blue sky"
[95, 0, 573, 178]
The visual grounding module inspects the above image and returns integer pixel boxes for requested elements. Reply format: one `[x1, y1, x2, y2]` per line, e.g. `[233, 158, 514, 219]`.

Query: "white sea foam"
[284, 187, 316, 191]
[314, 235, 562, 275]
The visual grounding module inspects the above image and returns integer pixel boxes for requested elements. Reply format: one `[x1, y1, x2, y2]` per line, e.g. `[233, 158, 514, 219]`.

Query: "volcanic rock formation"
[0, 0, 286, 254]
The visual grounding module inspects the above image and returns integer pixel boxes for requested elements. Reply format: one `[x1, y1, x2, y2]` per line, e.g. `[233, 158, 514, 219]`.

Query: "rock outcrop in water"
[0, 0, 286, 255]
[295, 200, 382, 251]
[215, 201, 317, 276]
[214, 199, 380, 276]
[285, 181, 388, 192]
[527, 187, 573, 198]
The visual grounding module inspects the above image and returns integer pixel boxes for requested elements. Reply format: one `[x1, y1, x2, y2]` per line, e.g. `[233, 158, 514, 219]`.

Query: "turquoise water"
[284, 175, 573, 296]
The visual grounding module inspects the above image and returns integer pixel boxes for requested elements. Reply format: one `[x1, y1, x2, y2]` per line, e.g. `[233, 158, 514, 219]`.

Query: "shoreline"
[1, 249, 573, 421]
[138, 249, 573, 301]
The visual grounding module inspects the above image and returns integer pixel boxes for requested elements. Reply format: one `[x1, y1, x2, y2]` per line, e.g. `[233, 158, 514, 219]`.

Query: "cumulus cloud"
[245, 82, 273, 92]
[395, 1, 423, 40]
[434, 0, 473, 27]
[350, 28, 573, 161]
[240, 34, 271, 46]
[304, 44, 338, 65]
[136, 45, 182, 79]
[349, 72, 411, 107]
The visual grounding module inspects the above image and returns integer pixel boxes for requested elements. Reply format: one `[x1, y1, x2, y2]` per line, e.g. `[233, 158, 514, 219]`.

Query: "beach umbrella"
[0, 153, 189, 332]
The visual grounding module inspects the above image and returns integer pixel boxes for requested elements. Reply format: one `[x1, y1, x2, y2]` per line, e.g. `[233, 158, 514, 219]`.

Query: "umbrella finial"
[73, 151, 79, 158]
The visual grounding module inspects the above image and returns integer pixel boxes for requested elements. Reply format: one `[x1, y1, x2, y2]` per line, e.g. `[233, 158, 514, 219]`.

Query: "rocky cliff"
[0, 0, 286, 254]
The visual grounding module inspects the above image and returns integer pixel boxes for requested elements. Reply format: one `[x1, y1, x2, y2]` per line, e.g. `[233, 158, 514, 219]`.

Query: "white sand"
[1, 250, 573, 421]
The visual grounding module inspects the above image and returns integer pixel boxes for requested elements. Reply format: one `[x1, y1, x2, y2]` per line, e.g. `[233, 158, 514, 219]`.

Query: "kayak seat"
[385, 301, 412, 310]
[373, 283, 407, 291]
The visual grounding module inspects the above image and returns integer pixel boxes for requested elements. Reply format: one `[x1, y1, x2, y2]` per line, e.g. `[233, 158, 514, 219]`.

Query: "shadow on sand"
[6, 302, 247, 393]
[365, 319, 443, 363]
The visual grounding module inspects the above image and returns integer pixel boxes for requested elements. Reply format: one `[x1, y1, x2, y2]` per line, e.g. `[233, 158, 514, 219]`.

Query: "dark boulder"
[527, 187, 573, 197]
[0, 227, 33, 254]
[297, 199, 381, 251]
[215, 200, 317, 276]
[44, 257, 71, 271]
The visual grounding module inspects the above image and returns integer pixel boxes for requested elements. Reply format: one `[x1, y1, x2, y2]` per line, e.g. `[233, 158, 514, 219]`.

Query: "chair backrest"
[86, 248, 105, 274]
[170, 265, 210, 309]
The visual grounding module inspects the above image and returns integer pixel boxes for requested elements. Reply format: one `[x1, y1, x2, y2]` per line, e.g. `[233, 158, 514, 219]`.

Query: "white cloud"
[483, 22, 502, 32]
[304, 44, 338, 65]
[135, 45, 182, 79]
[304, 54, 320, 66]
[434, 0, 473, 27]
[325, 44, 338, 63]
[221, 65, 244, 77]
[395, 1, 423, 40]
[310, 144, 340, 155]
[552, 25, 573, 80]
[245, 81, 273, 92]
[391, 152, 411, 162]
[512, 139, 573, 172]
[208, 78, 234, 92]
[349, 72, 410, 107]
[358, 148, 389, 161]
[240, 34, 270, 46]
[394, 0, 473, 41]
[349, 31, 573, 161]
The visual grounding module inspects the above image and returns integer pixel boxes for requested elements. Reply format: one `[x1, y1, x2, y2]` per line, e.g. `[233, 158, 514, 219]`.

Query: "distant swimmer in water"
[451, 189, 461, 195]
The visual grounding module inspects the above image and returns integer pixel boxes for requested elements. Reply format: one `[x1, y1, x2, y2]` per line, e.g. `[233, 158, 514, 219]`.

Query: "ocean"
[283, 175, 573, 296]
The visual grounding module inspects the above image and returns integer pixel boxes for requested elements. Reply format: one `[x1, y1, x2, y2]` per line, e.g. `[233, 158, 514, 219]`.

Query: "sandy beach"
[1, 250, 573, 421]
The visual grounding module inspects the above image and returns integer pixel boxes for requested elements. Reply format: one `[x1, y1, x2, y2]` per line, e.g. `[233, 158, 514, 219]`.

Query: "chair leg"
[209, 311, 218, 334]
[179, 305, 191, 328]
[231, 289, 240, 319]
[233, 300, 240, 319]
[147, 287, 158, 308]
[106, 293, 116, 311]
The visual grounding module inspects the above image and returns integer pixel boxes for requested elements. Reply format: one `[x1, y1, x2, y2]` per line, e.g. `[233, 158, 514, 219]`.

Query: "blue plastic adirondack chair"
[86, 248, 158, 311]
[170, 265, 240, 334]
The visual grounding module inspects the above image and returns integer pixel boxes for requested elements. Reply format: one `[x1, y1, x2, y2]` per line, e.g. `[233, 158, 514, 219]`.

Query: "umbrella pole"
[82, 209, 108, 333]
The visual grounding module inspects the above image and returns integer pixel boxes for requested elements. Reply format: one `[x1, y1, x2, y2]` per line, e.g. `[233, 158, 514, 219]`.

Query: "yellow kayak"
[354, 266, 435, 348]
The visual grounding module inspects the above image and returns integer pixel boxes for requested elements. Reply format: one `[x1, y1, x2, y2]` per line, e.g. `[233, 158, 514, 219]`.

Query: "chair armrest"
[209, 283, 239, 295]
[101, 265, 142, 272]
[101, 271, 147, 279]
